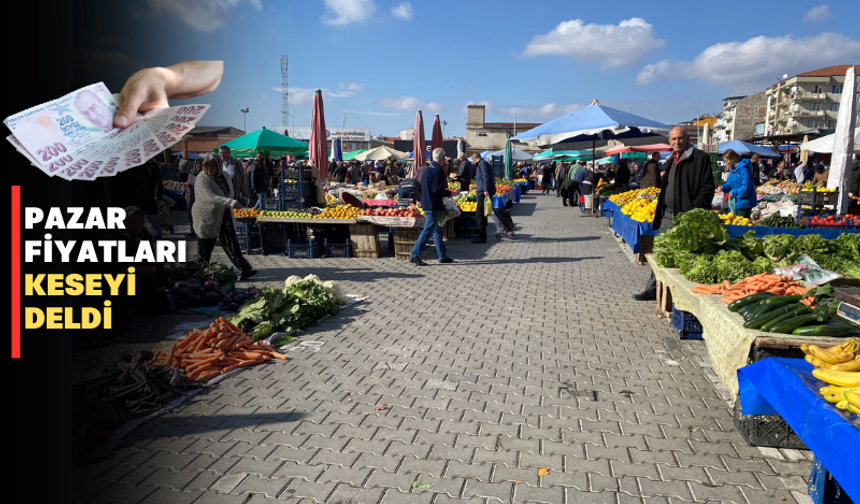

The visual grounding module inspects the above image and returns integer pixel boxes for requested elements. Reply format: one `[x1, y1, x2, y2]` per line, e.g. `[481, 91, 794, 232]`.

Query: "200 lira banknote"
[4, 82, 209, 180]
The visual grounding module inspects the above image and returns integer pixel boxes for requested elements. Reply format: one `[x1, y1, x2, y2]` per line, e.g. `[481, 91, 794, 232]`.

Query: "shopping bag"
[483, 196, 493, 217]
[439, 198, 461, 226]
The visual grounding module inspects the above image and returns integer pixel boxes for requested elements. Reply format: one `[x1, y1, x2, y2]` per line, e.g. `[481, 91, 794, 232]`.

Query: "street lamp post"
[240, 108, 249, 133]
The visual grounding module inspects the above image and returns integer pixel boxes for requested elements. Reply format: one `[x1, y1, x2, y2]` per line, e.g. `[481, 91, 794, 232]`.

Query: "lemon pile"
[457, 201, 477, 212]
[719, 213, 752, 226]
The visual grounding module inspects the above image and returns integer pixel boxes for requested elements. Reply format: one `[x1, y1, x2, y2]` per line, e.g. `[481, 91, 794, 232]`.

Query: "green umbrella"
[553, 149, 594, 161]
[342, 149, 366, 161]
[504, 139, 513, 179]
[216, 128, 309, 156]
[533, 148, 554, 161]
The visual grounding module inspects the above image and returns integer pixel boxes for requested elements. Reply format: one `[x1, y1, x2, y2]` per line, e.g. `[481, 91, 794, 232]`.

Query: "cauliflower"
[303, 274, 322, 284]
[322, 280, 349, 305]
[284, 275, 303, 288]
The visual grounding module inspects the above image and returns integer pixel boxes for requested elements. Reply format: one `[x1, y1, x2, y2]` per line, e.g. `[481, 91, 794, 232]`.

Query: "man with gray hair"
[472, 151, 496, 243]
[410, 148, 454, 266]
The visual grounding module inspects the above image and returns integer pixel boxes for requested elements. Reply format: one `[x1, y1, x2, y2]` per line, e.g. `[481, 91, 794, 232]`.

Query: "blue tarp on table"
[602, 199, 657, 253]
[726, 225, 860, 239]
[738, 358, 860, 502]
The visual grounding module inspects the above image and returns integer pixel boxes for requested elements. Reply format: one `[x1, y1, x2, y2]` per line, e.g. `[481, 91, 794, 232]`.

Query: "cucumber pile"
[729, 292, 860, 336]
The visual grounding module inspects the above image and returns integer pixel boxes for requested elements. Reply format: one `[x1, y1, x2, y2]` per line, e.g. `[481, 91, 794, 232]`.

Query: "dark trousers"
[476, 193, 489, 239]
[197, 211, 252, 273]
[644, 210, 675, 295]
[186, 189, 195, 234]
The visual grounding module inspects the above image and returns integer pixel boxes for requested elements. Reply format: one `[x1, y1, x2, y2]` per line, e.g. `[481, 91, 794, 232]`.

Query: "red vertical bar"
[11, 186, 20, 359]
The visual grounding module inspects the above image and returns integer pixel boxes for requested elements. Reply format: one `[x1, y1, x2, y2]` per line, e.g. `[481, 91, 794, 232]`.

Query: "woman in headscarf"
[185, 158, 203, 237]
[192, 159, 257, 280]
[541, 162, 555, 195]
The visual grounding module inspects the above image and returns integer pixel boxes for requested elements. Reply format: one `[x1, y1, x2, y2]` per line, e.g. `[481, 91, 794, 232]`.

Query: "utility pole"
[280, 55, 289, 131]
[240, 108, 249, 132]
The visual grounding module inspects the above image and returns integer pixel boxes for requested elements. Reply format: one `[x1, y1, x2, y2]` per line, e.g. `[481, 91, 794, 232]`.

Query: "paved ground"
[74, 192, 815, 504]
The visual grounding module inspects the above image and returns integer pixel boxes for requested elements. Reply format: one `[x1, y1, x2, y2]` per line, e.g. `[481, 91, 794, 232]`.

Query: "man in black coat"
[251, 152, 270, 209]
[634, 126, 715, 301]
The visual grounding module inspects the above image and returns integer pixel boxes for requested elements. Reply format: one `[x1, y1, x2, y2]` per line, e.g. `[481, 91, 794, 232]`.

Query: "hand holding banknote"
[5, 61, 223, 181]
[114, 61, 224, 128]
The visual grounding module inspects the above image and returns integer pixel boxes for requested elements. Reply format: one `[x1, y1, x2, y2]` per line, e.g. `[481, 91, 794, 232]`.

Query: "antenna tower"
[280, 55, 289, 133]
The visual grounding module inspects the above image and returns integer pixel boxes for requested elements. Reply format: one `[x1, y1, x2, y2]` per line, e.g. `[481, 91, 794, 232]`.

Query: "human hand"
[484, 192, 489, 197]
[115, 61, 224, 128]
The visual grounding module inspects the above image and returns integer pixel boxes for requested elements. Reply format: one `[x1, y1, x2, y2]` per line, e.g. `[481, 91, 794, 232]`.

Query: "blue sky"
[97, 0, 860, 138]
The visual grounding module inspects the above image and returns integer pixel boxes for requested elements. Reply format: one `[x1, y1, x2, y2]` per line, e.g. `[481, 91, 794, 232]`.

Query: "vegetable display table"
[645, 254, 842, 399]
[738, 358, 859, 503]
[602, 199, 658, 257]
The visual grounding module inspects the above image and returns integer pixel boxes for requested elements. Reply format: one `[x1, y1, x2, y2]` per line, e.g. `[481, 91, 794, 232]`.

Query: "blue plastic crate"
[287, 239, 321, 259]
[237, 233, 261, 255]
[260, 198, 280, 211]
[324, 239, 352, 258]
[234, 220, 256, 237]
[809, 456, 854, 504]
[670, 304, 703, 340]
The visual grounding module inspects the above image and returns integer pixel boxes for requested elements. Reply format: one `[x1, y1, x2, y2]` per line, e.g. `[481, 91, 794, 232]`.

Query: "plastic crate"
[234, 220, 257, 237]
[324, 239, 352, 258]
[287, 239, 321, 259]
[732, 395, 808, 450]
[798, 189, 839, 207]
[260, 198, 280, 211]
[670, 304, 704, 340]
[259, 224, 286, 256]
[809, 456, 854, 504]
[237, 233, 261, 255]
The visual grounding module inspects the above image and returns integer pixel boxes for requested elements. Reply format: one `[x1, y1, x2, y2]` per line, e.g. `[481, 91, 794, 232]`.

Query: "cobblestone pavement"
[75, 192, 815, 504]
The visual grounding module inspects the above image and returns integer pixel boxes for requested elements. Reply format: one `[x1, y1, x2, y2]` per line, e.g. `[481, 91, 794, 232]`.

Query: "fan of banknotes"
[4, 82, 209, 181]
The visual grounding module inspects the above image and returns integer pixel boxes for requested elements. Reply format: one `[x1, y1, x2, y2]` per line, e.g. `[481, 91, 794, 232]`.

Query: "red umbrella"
[431, 114, 444, 154]
[310, 89, 328, 180]
[412, 110, 426, 178]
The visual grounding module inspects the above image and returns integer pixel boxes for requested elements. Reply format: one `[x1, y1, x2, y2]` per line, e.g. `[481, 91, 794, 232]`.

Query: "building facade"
[764, 65, 860, 136]
[715, 92, 768, 143]
[465, 105, 541, 153]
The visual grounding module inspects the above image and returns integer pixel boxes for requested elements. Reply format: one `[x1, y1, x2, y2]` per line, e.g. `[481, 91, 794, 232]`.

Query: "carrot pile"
[150, 317, 287, 383]
[689, 273, 813, 305]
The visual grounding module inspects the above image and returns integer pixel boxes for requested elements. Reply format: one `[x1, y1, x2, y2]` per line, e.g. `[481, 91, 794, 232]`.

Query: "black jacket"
[251, 160, 269, 193]
[653, 146, 715, 230]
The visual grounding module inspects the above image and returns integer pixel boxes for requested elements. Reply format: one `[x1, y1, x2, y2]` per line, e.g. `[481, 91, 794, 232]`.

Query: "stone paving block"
[428, 444, 475, 463]
[90, 481, 156, 504]
[317, 465, 374, 485]
[354, 453, 406, 473]
[225, 457, 282, 478]
[396, 458, 448, 477]
[281, 479, 338, 503]
[231, 475, 288, 498]
[365, 470, 417, 492]
[687, 481, 745, 503]
[563, 489, 618, 504]
[463, 480, 514, 503]
[326, 483, 385, 504]
[446, 460, 492, 481]
[378, 488, 435, 504]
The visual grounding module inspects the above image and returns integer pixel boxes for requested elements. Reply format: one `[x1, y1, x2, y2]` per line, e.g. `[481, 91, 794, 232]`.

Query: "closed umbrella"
[432, 114, 444, 153]
[504, 139, 513, 179]
[332, 137, 343, 162]
[827, 65, 856, 214]
[310, 89, 328, 180]
[800, 135, 809, 163]
[412, 110, 426, 178]
[457, 139, 465, 158]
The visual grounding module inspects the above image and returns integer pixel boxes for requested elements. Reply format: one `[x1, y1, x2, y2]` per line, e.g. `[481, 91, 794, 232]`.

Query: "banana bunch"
[802, 338, 860, 415]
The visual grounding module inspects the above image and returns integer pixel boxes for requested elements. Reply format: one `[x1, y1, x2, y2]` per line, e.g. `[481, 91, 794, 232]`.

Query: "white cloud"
[321, 0, 376, 26]
[636, 32, 860, 92]
[339, 82, 364, 92]
[522, 18, 664, 69]
[803, 4, 831, 22]
[425, 102, 443, 112]
[462, 101, 493, 114]
[498, 103, 583, 120]
[378, 96, 422, 111]
[391, 2, 413, 20]
[272, 86, 355, 104]
[145, 0, 262, 32]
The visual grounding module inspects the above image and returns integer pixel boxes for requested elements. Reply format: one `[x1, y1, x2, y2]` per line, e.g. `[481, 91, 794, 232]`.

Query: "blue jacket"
[419, 161, 450, 212]
[573, 166, 588, 184]
[721, 158, 757, 210]
[475, 159, 495, 195]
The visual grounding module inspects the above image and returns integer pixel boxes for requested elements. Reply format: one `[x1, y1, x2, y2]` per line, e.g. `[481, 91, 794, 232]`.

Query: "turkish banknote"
[4, 82, 209, 180]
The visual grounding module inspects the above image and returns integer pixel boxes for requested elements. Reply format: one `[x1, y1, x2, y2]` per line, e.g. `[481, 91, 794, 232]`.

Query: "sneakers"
[240, 269, 258, 280]
[409, 256, 427, 266]
[439, 257, 454, 264]
[632, 291, 656, 301]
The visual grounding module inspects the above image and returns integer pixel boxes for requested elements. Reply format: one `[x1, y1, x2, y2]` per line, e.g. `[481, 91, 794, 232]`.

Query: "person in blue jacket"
[720, 149, 757, 218]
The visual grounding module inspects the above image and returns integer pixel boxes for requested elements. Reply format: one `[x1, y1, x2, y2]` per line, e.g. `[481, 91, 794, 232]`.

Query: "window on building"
[832, 85, 843, 93]
[809, 120, 820, 129]
[813, 86, 824, 93]
[811, 103, 822, 111]
[830, 103, 839, 111]
[826, 120, 835, 129]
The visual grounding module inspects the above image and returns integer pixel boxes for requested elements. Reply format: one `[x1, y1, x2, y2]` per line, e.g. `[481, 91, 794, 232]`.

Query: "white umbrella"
[800, 130, 860, 153]
[355, 145, 410, 161]
[457, 139, 465, 158]
[483, 147, 534, 161]
[826, 66, 857, 214]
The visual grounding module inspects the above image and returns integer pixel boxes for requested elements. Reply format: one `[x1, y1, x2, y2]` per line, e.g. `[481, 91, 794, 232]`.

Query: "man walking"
[409, 148, 454, 266]
[454, 153, 472, 193]
[218, 146, 252, 205]
[472, 152, 496, 243]
[633, 126, 715, 300]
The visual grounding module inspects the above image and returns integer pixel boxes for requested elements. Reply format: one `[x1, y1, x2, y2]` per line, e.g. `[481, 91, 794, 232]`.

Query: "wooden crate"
[636, 235, 654, 265]
[443, 219, 455, 240]
[656, 279, 672, 319]
[348, 223, 381, 259]
[393, 229, 420, 260]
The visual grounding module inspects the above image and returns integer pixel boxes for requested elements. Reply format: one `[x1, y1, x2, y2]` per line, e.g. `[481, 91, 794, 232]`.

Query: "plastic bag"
[772, 254, 842, 286]
[484, 196, 493, 217]
[439, 198, 460, 226]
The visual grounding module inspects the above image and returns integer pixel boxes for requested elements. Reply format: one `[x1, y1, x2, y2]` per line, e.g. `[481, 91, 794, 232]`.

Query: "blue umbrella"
[718, 140, 781, 159]
[512, 99, 670, 147]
